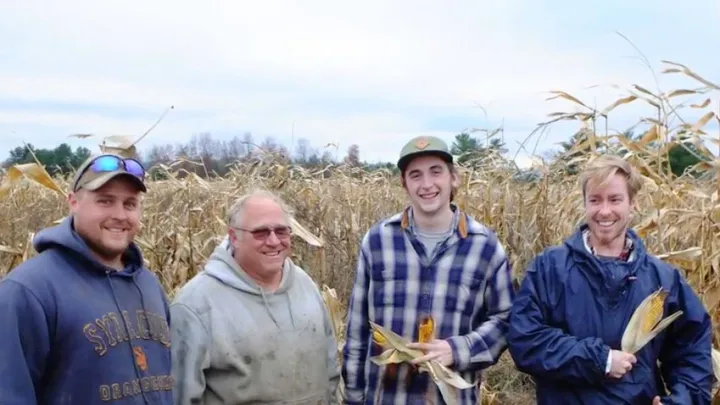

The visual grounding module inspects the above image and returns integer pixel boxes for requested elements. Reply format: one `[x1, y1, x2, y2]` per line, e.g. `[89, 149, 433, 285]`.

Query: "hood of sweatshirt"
[33, 215, 146, 275]
[203, 236, 298, 329]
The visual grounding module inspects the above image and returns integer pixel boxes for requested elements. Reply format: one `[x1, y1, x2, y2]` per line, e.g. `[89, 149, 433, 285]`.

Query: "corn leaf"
[290, 216, 324, 247]
[0, 163, 65, 199]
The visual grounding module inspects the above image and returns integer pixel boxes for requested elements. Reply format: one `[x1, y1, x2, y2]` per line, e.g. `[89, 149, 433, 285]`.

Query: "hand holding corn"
[607, 350, 637, 379]
[368, 317, 474, 405]
[407, 339, 454, 367]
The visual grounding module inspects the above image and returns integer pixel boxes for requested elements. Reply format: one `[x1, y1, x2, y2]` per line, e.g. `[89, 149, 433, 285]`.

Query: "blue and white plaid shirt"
[342, 205, 515, 405]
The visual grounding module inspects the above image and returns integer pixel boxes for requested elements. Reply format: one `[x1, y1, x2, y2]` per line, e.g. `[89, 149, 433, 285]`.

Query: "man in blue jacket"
[0, 154, 173, 405]
[507, 154, 714, 404]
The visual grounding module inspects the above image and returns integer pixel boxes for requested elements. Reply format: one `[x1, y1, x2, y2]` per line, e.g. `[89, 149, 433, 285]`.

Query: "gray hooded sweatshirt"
[170, 239, 340, 405]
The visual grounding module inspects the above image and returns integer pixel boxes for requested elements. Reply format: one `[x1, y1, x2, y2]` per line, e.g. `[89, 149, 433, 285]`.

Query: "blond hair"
[579, 155, 643, 201]
[226, 188, 294, 228]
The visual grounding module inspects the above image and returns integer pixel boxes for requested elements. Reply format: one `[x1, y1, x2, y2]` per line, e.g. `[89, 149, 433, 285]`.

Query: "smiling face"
[68, 176, 143, 269]
[401, 154, 458, 217]
[229, 195, 291, 287]
[583, 172, 635, 253]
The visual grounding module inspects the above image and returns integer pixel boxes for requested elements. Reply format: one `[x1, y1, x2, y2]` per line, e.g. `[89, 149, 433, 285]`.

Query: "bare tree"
[344, 144, 361, 167]
[294, 138, 312, 164]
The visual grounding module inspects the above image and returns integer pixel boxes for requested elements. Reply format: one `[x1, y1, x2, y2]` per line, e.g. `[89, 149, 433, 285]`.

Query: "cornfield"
[1, 59, 719, 404]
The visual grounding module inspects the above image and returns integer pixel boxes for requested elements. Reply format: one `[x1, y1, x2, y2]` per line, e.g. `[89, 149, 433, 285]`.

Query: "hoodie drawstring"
[259, 288, 296, 329]
[260, 289, 280, 329]
[106, 272, 151, 405]
[287, 295, 296, 329]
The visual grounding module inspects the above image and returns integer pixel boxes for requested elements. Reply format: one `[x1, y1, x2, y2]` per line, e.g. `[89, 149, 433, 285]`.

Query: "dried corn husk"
[320, 285, 345, 404]
[621, 288, 683, 354]
[369, 321, 473, 405]
[99, 135, 137, 158]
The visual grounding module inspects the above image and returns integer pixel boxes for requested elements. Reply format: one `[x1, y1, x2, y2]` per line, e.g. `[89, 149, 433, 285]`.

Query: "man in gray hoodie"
[170, 189, 341, 405]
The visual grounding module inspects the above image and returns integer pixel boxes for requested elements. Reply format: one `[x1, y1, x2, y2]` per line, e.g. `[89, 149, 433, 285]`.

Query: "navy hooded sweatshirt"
[507, 225, 714, 405]
[0, 216, 173, 405]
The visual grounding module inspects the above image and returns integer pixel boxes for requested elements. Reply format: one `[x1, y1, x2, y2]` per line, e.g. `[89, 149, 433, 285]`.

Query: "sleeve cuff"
[446, 335, 471, 371]
[605, 350, 612, 374]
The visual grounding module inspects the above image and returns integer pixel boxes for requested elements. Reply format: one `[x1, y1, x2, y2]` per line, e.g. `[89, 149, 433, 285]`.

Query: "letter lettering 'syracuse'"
[83, 310, 171, 356]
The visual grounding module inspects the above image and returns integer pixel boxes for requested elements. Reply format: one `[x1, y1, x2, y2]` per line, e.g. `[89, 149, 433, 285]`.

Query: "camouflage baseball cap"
[71, 154, 147, 193]
[397, 135, 453, 171]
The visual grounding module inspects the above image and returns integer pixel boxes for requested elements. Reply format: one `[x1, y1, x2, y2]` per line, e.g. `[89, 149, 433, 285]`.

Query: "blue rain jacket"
[507, 225, 713, 405]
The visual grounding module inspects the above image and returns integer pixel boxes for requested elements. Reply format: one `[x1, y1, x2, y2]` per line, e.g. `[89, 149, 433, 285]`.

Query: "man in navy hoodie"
[0, 154, 173, 405]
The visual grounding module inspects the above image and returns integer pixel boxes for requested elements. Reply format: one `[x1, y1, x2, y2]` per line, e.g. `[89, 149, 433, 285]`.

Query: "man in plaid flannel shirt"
[341, 135, 515, 405]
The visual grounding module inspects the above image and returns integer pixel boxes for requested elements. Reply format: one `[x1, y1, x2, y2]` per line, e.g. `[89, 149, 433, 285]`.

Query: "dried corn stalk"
[621, 288, 683, 354]
[320, 285, 346, 404]
[369, 320, 473, 405]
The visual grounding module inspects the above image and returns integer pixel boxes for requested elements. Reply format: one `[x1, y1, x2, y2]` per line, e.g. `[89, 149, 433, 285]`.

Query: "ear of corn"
[418, 316, 435, 343]
[640, 289, 669, 334]
[368, 321, 473, 405]
[621, 288, 684, 354]
[372, 330, 389, 348]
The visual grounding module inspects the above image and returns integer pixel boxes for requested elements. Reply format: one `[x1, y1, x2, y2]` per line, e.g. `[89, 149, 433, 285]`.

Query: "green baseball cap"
[397, 135, 453, 171]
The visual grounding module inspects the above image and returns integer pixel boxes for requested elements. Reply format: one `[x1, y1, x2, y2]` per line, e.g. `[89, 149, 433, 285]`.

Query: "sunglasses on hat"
[74, 155, 146, 191]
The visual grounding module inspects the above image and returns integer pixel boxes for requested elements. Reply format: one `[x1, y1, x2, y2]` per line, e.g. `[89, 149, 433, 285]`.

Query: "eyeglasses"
[234, 226, 292, 241]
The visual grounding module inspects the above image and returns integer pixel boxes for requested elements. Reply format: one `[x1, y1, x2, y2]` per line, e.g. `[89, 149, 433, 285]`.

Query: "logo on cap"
[415, 138, 429, 150]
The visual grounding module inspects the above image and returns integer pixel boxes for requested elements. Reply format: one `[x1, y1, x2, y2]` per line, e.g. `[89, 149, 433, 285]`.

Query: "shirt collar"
[582, 228, 636, 261]
[400, 203, 469, 239]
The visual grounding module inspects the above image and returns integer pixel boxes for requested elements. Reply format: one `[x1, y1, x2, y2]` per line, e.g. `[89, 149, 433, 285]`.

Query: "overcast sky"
[1, 0, 718, 168]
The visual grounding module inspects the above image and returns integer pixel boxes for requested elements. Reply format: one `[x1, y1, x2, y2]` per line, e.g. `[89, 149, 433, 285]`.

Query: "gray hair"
[226, 188, 294, 229]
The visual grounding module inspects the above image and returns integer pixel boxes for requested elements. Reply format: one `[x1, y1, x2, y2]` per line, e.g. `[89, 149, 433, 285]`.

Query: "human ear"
[67, 191, 80, 213]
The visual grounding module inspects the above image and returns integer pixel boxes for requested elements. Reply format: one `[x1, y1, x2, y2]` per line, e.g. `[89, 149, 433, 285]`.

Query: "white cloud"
[0, 0, 717, 168]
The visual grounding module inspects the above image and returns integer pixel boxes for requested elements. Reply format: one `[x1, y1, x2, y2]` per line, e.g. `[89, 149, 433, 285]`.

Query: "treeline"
[1, 132, 396, 180]
[2, 129, 712, 181]
[140, 132, 392, 179]
[3, 143, 93, 177]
